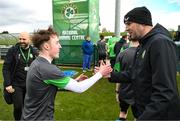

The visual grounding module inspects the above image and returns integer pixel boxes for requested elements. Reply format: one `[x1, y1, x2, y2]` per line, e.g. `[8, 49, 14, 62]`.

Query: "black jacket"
[3, 43, 38, 87]
[116, 47, 137, 105]
[109, 24, 180, 120]
[114, 38, 126, 57]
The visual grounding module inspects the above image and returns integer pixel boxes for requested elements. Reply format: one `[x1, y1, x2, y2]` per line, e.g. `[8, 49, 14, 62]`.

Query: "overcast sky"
[0, 0, 180, 33]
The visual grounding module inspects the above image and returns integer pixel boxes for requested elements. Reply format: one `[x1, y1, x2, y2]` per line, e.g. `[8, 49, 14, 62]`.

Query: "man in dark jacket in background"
[97, 35, 107, 66]
[108, 6, 180, 120]
[2, 32, 38, 121]
[114, 33, 128, 57]
[114, 39, 139, 121]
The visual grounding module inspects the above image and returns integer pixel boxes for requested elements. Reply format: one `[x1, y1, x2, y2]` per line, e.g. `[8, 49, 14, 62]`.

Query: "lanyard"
[20, 47, 30, 65]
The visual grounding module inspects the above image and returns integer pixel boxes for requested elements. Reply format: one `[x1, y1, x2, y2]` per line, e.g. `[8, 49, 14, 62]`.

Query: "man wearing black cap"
[108, 6, 180, 120]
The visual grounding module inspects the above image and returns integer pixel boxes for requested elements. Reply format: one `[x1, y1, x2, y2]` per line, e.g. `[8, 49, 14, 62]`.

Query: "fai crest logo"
[62, 3, 77, 19]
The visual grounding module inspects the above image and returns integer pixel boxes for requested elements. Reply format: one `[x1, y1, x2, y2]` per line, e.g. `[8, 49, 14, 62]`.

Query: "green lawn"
[0, 64, 180, 120]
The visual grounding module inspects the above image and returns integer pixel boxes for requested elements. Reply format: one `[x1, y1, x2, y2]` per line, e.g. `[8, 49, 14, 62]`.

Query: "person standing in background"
[114, 32, 129, 112]
[97, 35, 107, 66]
[107, 34, 119, 68]
[114, 39, 139, 121]
[82, 35, 94, 72]
[2, 32, 38, 121]
[114, 33, 129, 58]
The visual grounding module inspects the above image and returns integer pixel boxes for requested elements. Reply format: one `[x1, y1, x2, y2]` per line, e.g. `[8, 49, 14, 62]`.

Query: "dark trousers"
[12, 86, 26, 121]
[119, 98, 138, 119]
[119, 98, 130, 113]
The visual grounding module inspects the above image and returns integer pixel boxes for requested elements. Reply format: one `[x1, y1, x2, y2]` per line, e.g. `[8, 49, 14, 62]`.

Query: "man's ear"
[43, 42, 49, 50]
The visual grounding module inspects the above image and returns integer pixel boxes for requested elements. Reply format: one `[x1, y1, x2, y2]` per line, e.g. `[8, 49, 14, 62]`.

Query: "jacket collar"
[139, 23, 171, 45]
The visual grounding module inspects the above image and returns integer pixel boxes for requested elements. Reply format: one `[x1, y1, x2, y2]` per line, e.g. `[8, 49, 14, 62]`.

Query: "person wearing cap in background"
[2, 32, 38, 121]
[107, 6, 180, 120]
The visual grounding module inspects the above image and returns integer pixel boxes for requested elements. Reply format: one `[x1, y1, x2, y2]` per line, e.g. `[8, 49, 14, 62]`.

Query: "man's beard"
[20, 42, 29, 49]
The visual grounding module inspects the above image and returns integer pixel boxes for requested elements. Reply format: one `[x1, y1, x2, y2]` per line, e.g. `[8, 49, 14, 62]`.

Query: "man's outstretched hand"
[94, 60, 112, 77]
[75, 73, 88, 82]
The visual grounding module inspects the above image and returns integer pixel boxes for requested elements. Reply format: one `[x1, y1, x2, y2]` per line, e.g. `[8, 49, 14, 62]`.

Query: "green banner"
[53, 0, 99, 65]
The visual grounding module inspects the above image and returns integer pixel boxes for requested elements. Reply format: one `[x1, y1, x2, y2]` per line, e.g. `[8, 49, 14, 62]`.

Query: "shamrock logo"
[65, 7, 75, 19]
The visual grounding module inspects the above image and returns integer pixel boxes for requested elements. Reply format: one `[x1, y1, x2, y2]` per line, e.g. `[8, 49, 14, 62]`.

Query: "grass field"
[0, 64, 180, 120]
